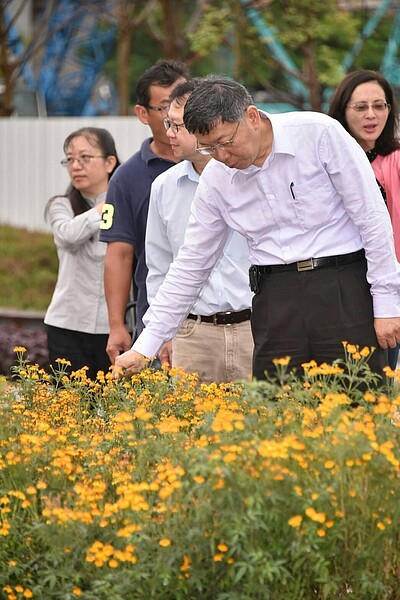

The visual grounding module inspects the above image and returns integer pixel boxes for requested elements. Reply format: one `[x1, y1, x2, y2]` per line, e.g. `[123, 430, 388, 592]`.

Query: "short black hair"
[169, 78, 201, 106]
[183, 76, 253, 135]
[136, 59, 191, 107]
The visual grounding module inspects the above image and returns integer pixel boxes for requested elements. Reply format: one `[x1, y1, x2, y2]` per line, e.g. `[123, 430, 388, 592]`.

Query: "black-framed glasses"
[60, 154, 105, 167]
[163, 118, 186, 134]
[196, 121, 241, 155]
[346, 101, 390, 113]
[146, 104, 170, 114]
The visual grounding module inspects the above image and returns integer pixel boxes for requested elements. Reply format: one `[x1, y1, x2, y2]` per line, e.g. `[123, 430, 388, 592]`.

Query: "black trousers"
[46, 325, 111, 381]
[251, 258, 387, 380]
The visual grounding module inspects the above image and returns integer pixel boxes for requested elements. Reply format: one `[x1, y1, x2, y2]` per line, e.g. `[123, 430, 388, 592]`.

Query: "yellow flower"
[324, 460, 335, 469]
[213, 553, 224, 562]
[317, 528, 326, 537]
[217, 543, 228, 552]
[23, 591, 33, 599]
[13, 346, 27, 353]
[288, 515, 303, 528]
[180, 555, 191, 572]
[108, 559, 119, 568]
[272, 356, 291, 366]
[72, 589, 82, 596]
[159, 538, 171, 547]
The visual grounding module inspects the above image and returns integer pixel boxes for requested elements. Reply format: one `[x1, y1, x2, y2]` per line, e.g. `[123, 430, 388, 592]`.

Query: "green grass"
[0, 224, 58, 311]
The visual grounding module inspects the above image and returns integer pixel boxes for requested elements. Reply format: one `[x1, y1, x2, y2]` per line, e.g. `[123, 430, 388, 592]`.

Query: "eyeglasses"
[196, 121, 241, 155]
[346, 101, 390, 113]
[163, 118, 186, 134]
[146, 104, 170, 114]
[60, 154, 105, 167]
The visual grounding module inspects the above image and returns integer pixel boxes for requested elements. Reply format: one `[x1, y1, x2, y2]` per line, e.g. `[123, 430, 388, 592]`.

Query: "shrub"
[0, 346, 399, 599]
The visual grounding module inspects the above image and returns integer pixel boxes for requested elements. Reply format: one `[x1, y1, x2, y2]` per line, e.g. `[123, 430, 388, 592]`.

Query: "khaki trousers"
[172, 318, 253, 384]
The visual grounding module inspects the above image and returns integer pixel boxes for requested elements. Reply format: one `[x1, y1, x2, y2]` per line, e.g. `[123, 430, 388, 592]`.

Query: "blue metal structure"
[4, 7, 36, 90]
[5, 0, 116, 116]
[37, 0, 116, 115]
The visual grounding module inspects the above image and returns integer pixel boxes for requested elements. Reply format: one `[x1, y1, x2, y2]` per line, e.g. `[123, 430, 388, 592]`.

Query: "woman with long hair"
[44, 127, 121, 379]
[329, 70, 400, 369]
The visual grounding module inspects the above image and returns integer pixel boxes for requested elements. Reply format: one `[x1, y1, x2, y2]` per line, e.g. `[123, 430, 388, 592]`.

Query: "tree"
[0, 0, 57, 116]
[111, 0, 212, 115]
[0, 0, 109, 116]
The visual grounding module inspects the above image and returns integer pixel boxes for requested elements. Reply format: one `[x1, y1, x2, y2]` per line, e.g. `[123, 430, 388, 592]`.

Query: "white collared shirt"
[146, 159, 252, 315]
[44, 192, 109, 334]
[134, 110, 400, 358]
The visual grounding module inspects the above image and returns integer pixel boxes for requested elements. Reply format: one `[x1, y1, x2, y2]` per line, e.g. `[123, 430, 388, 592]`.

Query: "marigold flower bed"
[0, 346, 399, 599]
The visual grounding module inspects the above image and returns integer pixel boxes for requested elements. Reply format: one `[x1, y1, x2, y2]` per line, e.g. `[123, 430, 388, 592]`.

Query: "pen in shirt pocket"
[289, 182, 295, 199]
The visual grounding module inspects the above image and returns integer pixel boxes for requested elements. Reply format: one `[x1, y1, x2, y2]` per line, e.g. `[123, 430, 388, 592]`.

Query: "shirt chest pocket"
[290, 174, 337, 231]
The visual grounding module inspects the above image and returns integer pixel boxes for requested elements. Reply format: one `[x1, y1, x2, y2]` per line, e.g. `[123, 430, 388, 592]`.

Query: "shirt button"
[269, 195, 275, 200]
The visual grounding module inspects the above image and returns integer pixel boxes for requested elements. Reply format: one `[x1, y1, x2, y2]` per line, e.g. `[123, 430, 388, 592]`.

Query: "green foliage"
[1, 350, 400, 599]
[0, 225, 57, 311]
[186, 4, 233, 59]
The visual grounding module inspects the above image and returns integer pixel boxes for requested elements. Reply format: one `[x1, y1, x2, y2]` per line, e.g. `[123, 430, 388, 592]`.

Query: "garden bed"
[0, 347, 399, 599]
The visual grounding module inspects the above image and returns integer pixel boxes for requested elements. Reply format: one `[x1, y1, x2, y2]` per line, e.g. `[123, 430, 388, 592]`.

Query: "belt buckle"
[297, 259, 314, 272]
[213, 311, 232, 325]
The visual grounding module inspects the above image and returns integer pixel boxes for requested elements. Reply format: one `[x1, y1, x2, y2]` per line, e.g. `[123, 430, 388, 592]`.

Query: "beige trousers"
[172, 317, 253, 384]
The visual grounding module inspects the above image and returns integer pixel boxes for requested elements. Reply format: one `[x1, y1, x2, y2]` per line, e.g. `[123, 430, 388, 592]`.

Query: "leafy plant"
[1, 347, 400, 599]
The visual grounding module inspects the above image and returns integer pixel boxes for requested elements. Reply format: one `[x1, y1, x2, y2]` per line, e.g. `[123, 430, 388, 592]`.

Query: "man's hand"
[106, 325, 133, 364]
[113, 349, 149, 378]
[158, 341, 172, 368]
[374, 317, 400, 349]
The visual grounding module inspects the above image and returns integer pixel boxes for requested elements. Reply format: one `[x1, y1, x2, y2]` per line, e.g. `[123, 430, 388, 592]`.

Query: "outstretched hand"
[113, 349, 149, 378]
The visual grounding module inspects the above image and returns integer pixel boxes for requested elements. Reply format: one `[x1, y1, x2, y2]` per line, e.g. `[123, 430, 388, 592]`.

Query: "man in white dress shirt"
[145, 80, 253, 383]
[114, 76, 400, 380]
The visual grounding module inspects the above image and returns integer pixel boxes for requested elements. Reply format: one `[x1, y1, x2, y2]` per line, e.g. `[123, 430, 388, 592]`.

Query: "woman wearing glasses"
[329, 69, 400, 369]
[44, 127, 121, 380]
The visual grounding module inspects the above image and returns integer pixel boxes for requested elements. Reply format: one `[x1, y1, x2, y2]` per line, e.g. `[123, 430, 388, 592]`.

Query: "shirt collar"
[141, 137, 176, 166]
[176, 159, 200, 184]
[228, 110, 296, 181]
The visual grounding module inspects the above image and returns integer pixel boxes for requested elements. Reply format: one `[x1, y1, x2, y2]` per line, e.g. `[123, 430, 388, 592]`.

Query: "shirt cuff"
[372, 294, 400, 318]
[132, 329, 163, 359]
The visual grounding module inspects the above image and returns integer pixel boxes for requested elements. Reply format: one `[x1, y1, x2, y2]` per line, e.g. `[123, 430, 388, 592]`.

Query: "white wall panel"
[0, 117, 149, 232]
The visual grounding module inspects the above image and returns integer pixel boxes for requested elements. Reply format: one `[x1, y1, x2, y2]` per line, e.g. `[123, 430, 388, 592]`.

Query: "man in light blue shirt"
[115, 76, 400, 380]
[145, 80, 253, 383]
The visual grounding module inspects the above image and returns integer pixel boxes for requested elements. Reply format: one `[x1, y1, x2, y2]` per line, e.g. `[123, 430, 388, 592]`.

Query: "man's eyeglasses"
[60, 154, 105, 167]
[163, 118, 186, 134]
[346, 101, 390, 113]
[146, 104, 170, 114]
[196, 121, 241, 155]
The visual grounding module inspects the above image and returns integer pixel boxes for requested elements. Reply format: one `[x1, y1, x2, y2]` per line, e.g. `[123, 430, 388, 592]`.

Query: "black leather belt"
[249, 250, 365, 293]
[255, 249, 365, 275]
[187, 308, 251, 326]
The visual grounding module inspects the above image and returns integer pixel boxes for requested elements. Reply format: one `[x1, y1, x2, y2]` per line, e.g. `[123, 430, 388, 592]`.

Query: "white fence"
[0, 117, 149, 232]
